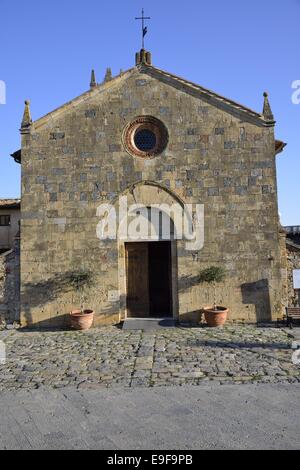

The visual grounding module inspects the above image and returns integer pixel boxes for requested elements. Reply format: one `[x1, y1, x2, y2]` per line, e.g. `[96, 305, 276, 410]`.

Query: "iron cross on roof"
[135, 8, 151, 49]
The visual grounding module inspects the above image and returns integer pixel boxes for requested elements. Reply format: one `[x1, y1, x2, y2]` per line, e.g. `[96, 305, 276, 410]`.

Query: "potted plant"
[68, 270, 94, 330]
[199, 266, 229, 327]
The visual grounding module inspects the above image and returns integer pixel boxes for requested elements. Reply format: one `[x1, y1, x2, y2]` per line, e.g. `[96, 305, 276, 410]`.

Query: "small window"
[0, 215, 10, 226]
[134, 129, 157, 152]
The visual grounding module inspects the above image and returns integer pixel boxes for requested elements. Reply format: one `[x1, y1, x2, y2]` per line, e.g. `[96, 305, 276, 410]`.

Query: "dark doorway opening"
[125, 241, 172, 318]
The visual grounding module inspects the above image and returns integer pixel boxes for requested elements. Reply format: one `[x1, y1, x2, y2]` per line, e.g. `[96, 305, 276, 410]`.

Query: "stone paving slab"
[0, 383, 299, 449]
[0, 325, 299, 391]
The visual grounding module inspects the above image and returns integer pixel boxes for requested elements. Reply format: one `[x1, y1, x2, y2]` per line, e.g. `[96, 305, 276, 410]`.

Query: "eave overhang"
[11, 149, 21, 164]
[275, 140, 287, 155]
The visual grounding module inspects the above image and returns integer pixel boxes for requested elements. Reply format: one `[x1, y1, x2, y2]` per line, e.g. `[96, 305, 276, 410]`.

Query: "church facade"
[14, 49, 286, 328]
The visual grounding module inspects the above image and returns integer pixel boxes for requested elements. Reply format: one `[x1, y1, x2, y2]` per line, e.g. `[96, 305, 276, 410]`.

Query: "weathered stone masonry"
[285, 230, 300, 307]
[0, 234, 20, 325]
[16, 51, 287, 327]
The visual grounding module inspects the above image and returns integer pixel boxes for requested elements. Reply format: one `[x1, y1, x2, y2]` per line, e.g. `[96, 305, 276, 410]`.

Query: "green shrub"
[199, 266, 226, 309]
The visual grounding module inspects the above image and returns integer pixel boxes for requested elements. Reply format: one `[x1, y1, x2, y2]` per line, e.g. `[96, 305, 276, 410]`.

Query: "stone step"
[122, 318, 176, 331]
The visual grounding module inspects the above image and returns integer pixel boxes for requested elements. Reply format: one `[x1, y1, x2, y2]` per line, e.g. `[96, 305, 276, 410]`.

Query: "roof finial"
[135, 49, 152, 66]
[104, 68, 113, 83]
[21, 100, 32, 132]
[263, 92, 274, 122]
[90, 69, 97, 89]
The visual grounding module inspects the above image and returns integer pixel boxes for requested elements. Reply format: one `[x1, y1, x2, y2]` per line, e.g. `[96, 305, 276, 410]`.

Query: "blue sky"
[0, 0, 299, 225]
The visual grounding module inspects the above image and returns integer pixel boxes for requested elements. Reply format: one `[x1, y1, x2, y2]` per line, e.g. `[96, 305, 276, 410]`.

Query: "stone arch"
[114, 180, 185, 210]
[116, 181, 187, 242]
[117, 181, 182, 321]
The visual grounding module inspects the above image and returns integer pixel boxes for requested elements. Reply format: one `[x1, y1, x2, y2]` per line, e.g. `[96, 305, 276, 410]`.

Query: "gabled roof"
[286, 239, 300, 251]
[0, 199, 20, 210]
[11, 59, 286, 164]
[137, 63, 274, 127]
[21, 60, 276, 132]
[31, 68, 135, 131]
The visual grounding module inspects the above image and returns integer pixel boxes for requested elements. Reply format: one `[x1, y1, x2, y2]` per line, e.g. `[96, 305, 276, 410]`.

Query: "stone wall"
[279, 229, 289, 310]
[20, 66, 283, 327]
[286, 244, 300, 307]
[0, 235, 20, 325]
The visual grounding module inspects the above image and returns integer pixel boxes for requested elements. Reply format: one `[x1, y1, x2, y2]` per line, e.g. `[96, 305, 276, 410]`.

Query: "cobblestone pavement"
[0, 325, 299, 391]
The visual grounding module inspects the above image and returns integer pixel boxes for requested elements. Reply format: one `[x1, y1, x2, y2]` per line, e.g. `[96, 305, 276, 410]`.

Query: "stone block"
[198, 163, 209, 171]
[106, 172, 116, 182]
[80, 152, 94, 158]
[251, 169, 263, 177]
[184, 142, 197, 150]
[164, 165, 176, 172]
[208, 187, 219, 196]
[62, 147, 73, 155]
[186, 170, 194, 181]
[262, 185, 272, 194]
[198, 106, 209, 116]
[200, 135, 209, 144]
[224, 141, 236, 150]
[59, 183, 66, 193]
[254, 161, 272, 169]
[52, 168, 66, 176]
[135, 79, 148, 86]
[215, 128, 225, 135]
[187, 128, 198, 135]
[36, 176, 47, 184]
[159, 107, 170, 115]
[80, 192, 88, 201]
[223, 177, 233, 187]
[50, 132, 65, 140]
[49, 193, 58, 202]
[248, 176, 257, 186]
[109, 144, 121, 152]
[85, 109, 97, 118]
[235, 186, 248, 196]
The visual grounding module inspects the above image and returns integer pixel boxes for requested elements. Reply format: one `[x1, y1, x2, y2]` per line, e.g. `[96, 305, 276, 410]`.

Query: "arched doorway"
[125, 240, 172, 318]
[117, 182, 183, 320]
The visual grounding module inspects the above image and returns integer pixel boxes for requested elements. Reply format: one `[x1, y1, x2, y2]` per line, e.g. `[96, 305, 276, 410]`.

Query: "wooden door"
[125, 243, 149, 318]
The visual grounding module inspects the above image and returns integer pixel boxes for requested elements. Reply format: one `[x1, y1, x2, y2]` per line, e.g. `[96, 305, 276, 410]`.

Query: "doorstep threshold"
[122, 317, 176, 330]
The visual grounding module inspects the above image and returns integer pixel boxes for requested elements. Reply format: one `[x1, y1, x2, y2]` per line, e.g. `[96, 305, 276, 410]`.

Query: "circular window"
[123, 116, 168, 158]
[134, 129, 157, 152]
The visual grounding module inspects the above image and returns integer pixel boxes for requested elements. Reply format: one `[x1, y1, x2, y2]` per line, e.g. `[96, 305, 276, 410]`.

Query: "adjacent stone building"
[0, 199, 20, 253]
[0, 231, 20, 325]
[12, 49, 287, 328]
[285, 226, 300, 307]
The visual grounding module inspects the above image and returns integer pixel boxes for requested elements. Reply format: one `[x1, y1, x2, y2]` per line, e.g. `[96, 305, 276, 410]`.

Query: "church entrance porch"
[125, 241, 172, 318]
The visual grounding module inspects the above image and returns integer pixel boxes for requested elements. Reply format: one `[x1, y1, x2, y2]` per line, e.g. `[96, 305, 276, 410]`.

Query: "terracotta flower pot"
[70, 309, 94, 330]
[204, 307, 228, 327]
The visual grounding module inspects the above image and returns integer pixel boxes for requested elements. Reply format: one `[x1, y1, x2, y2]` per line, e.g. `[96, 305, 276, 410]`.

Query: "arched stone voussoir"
[116, 180, 186, 209]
